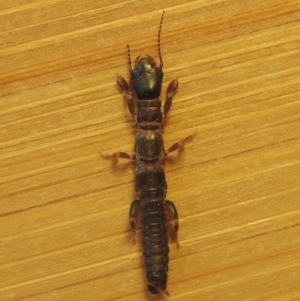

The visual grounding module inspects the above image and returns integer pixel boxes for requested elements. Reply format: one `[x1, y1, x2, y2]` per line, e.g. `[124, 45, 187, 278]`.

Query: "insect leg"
[117, 74, 136, 119]
[129, 199, 141, 242]
[164, 133, 195, 156]
[163, 79, 178, 118]
[102, 151, 136, 160]
[165, 200, 179, 234]
[165, 201, 180, 248]
[165, 200, 179, 231]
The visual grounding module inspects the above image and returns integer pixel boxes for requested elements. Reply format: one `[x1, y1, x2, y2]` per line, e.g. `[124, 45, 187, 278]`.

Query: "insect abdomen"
[142, 200, 169, 294]
[135, 163, 169, 294]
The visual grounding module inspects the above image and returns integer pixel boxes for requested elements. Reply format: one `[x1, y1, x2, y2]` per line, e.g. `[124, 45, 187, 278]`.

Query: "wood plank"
[1, 1, 300, 300]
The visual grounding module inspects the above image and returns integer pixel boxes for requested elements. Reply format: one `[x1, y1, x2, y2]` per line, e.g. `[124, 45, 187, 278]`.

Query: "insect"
[105, 11, 192, 295]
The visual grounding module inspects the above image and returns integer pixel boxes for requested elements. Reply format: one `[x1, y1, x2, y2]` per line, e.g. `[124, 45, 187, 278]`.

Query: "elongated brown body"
[111, 11, 188, 295]
[134, 100, 169, 294]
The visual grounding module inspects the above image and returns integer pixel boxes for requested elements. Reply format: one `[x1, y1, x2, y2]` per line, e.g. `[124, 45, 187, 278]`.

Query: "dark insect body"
[106, 11, 191, 295]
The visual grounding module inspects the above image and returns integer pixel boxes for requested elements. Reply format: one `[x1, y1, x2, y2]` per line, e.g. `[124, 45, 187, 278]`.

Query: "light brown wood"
[1, 1, 300, 300]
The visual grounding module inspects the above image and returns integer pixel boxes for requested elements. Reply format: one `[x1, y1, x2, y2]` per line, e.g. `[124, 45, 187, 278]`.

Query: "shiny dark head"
[130, 56, 163, 99]
[126, 11, 165, 100]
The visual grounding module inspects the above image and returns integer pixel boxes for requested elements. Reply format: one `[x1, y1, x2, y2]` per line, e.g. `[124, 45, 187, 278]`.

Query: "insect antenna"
[127, 44, 132, 73]
[158, 11, 165, 68]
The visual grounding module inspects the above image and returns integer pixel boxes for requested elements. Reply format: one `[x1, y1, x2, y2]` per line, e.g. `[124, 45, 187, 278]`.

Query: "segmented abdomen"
[135, 163, 169, 294]
[142, 200, 169, 294]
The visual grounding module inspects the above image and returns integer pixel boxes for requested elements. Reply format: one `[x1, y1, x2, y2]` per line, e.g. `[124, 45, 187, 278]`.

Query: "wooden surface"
[1, 1, 300, 300]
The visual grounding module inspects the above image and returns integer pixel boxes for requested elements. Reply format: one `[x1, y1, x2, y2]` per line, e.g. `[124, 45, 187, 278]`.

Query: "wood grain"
[1, 1, 300, 300]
